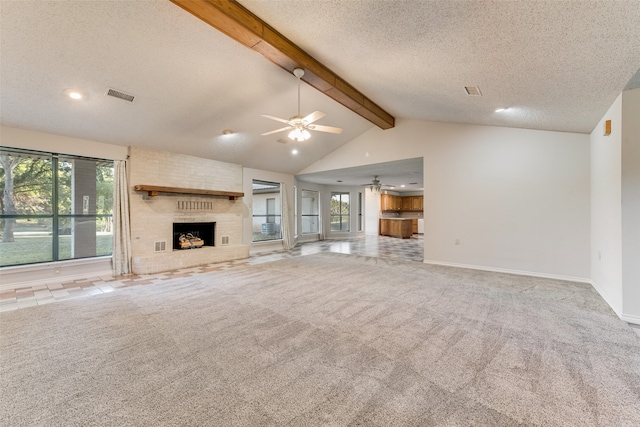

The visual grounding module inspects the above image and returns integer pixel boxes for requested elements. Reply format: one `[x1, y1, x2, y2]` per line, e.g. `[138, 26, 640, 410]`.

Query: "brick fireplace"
[127, 146, 249, 274]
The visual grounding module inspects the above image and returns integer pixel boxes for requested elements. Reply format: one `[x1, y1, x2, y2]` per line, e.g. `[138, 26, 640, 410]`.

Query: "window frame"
[251, 179, 282, 242]
[0, 147, 114, 267]
[330, 192, 350, 232]
[301, 189, 320, 235]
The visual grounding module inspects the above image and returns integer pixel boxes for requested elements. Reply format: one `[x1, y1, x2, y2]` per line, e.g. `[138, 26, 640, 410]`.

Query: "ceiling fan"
[261, 68, 343, 141]
[361, 176, 394, 193]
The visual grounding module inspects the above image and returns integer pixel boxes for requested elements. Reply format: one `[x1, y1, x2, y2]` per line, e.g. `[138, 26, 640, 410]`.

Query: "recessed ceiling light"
[494, 107, 509, 113]
[291, 149, 298, 155]
[65, 89, 84, 100]
[400, 185, 406, 188]
[222, 129, 234, 135]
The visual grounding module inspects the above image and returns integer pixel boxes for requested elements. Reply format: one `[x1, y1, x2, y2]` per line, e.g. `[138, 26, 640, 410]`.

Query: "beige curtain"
[281, 182, 295, 250]
[112, 160, 131, 275]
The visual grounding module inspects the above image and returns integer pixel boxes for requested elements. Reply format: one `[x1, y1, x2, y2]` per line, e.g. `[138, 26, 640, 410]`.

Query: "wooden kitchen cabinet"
[412, 196, 423, 211]
[412, 219, 418, 234]
[379, 219, 391, 235]
[380, 194, 393, 211]
[381, 194, 401, 211]
[380, 219, 413, 238]
[402, 196, 413, 211]
[382, 194, 422, 212]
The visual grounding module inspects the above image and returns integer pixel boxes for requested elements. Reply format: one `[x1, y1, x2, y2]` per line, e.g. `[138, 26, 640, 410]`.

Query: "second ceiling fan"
[261, 68, 343, 141]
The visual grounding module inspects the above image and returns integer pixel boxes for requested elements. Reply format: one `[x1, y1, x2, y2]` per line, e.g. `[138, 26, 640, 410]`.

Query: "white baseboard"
[621, 313, 640, 326]
[423, 259, 590, 283]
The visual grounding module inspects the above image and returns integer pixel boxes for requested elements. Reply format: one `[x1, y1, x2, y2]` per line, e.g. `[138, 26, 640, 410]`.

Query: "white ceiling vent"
[106, 88, 135, 102]
[464, 86, 482, 96]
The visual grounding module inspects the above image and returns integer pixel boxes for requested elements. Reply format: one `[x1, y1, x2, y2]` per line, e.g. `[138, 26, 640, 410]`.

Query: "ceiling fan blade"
[303, 111, 326, 124]
[261, 114, 291, 124]
[261, 126, 292, 136]
[310, 124, 343, 134]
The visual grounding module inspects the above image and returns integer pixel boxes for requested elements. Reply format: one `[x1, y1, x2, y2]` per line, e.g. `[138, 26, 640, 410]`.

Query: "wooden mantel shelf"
[134, 185, 243, 200]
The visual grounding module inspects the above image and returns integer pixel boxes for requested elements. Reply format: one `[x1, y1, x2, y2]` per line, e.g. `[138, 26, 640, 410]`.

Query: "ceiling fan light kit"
[363, 176, 390, 194]
[288, 127, 310, 141]
[261, 68, 342, 141]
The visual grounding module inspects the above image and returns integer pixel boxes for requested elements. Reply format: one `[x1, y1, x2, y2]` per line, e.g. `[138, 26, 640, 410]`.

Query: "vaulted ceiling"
[1, 1, 639, 184]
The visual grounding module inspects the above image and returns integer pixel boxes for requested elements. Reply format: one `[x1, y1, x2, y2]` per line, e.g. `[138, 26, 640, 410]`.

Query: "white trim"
[621, 313, 640, 326]
[423, 259, 590, 283]
[0, 257, 113, 291]
[589, 279, 622, 317]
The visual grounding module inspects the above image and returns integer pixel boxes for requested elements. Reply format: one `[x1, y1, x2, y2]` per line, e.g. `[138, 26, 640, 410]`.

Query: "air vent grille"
[154, 241, 167, 252]
[464, 86, 482, 96]
[221, 236, 230, 245]
[106, 88, 135, 102]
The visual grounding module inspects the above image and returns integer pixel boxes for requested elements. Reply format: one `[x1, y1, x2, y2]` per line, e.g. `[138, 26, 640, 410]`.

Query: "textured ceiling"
[1, 0, 640, 183]
[240, 0, 640, 134]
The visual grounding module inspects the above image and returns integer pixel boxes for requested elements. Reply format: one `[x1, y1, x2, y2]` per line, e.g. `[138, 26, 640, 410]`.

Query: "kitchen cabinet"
[412, 196, 423, 211]
[402, 196, 412, 211]
[380, 219, 391, 236]
[412, 219, 418, 234]
[379, 218, 413, 239]
[382, 194, 423, 212]
[381, 194, 401, 211]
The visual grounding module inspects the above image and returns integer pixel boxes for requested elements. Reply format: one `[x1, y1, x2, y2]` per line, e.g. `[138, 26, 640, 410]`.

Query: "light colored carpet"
[1, 253, 639, 426]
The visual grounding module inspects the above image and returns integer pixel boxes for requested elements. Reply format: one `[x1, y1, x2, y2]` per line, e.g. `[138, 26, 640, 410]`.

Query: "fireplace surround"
[173, 222, 215, 250]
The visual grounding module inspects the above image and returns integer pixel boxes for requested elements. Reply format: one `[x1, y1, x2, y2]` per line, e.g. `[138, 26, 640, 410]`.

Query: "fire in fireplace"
[173, 222, 215, 250]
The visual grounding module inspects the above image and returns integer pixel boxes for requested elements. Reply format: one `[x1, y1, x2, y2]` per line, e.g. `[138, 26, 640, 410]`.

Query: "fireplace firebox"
[173, 222, 215, 250]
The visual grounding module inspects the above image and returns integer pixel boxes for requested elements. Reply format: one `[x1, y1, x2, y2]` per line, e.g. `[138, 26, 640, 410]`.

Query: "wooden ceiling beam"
[169, 0, 395, 129]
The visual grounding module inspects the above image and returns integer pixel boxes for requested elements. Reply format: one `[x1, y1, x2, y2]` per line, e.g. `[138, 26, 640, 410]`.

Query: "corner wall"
[621, 88, 640, 322]
[590, 94, 623, 314]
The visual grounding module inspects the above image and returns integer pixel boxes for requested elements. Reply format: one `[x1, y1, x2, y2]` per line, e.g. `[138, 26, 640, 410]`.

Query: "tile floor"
[0, 235, 423, 312]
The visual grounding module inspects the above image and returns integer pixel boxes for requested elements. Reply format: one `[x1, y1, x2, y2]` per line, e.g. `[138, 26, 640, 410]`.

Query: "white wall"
[0, 125, 128, 160]
[300, 119, 591, 280]
[590, 94, 623, 314]
[621, 88, 640, 322]
[365, 188, 381, 236]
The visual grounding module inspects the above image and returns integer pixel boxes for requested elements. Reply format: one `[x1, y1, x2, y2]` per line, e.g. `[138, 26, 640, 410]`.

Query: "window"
[301, 189, 319, 234]
[266, 198, 276, 223]
[252, 180, 281, 241]
[0, 147, 114, 267]
[330, 192, 350, 232]
[358, 192, 363, 231]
